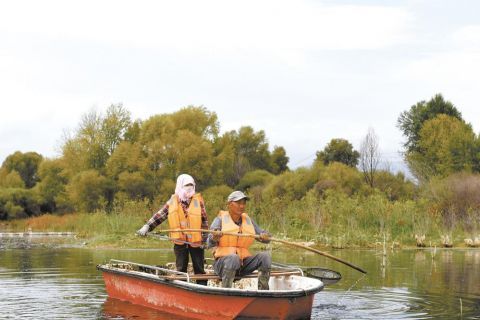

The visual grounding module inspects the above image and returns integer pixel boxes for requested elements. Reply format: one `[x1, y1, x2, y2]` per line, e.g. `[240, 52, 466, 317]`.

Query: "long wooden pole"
[153, 228, 367, 274]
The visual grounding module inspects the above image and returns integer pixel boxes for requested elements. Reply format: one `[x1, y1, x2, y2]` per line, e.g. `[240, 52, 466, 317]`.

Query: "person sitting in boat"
[207, 190, 272, 290]
[137, 174, 209, 285]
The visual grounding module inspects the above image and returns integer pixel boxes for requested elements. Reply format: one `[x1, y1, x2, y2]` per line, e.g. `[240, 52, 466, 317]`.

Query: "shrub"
[315, 162, 363, 196]
[236, 169, 274, 190]
[0, 188, 41, 219]
[374, 170, 416, 201]
[423, 172, 480, 232]
[262, 167, 319, 201]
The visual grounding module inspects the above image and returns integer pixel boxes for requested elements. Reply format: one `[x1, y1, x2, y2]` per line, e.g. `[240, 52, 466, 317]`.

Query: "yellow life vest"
[214, 210, 255, 260]
[167, 193, 203, 246]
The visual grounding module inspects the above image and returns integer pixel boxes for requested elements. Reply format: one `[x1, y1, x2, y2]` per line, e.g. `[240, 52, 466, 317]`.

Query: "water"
[0, 237, 479, 319]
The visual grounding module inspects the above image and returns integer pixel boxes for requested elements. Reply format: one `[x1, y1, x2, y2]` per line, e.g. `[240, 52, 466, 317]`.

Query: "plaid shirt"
[146, 196, 209, 242]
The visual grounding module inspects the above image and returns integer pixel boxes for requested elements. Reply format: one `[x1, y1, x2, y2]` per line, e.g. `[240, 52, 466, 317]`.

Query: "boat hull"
[99, 266, 323, 319]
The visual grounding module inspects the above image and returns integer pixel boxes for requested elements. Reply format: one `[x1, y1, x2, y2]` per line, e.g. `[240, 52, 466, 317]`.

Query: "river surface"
[0, 237, 479, 319]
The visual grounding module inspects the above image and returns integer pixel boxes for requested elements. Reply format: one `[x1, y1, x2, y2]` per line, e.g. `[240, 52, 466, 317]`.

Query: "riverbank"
[2, 211, 478, 250]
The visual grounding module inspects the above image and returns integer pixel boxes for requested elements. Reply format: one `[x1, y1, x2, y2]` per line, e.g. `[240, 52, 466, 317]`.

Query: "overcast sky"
[1, 0, 480, 174]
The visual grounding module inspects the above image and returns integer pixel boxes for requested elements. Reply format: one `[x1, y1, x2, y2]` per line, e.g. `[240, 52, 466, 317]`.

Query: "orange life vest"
[214, 210, 255, 260]
[167, 193, 203, 247]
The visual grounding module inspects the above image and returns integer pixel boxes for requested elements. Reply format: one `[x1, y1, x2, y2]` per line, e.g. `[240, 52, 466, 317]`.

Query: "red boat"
[97, 259, 324, 320]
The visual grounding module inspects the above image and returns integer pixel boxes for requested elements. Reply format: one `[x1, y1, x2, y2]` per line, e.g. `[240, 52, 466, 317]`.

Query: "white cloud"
[451, 25, 480, 49]
[398, 24, 480, 132]
[1, 0, 477, 177]
[0, 1, 410, 52]
[403, 51, 480, 87]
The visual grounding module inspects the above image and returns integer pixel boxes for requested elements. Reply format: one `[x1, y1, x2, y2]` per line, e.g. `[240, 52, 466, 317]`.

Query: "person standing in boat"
[207, 190, 272, 290]
[137, 174, 209, 286]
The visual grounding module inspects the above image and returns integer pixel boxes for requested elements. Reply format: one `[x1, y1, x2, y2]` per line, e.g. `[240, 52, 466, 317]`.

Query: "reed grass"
[3, 194, 475, 249]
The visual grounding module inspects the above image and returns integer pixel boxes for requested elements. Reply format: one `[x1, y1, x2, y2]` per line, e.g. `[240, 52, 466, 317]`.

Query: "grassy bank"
[2, 200, 160, 248]
[3, 193, 477, 249]
[250, 191, 476, 249]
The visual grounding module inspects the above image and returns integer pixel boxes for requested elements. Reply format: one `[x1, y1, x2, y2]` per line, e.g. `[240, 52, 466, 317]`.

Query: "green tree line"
[1, 96, 480, 244]
[0, 105, 289, 218]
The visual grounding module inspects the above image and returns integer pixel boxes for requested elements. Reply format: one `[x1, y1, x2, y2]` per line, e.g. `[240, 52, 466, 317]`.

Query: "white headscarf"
[175, 174, 196, 202]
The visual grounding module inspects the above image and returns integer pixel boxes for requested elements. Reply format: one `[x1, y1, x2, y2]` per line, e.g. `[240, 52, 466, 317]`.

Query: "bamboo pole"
[152, 228, 367, 274]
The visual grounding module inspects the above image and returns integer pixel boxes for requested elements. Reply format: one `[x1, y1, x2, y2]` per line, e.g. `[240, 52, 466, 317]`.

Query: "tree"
[235, 126, 271, 171]
[101, 104, 132, 155]
[124, 119, 142, 143]
[212, 133, 236, 186]
[316, 138, 359, 167]
[0, 169, 25, 188]
[78, 109, 108, 170]
[117, 171, 151, 200]
[108, 144, 154, 202]
[36, 159, 68, 212]
[137, 106, 220, 191]
[408, 114, 478, 180]
[170, 130, 215, 187]
[61, 105, 132, 175]
[1, 151, 43, 188]
[215, 131, 248, 186]
[105, 142, 145, 180]
[212, 126, 274, 186]
[397, 94, 463, 153]
[360, 128, 380, 188]
[66, 170, 108, 212]
[170, 106, 219, 139]
[270, 146, 289, 174]
[139, 106, 219, 145]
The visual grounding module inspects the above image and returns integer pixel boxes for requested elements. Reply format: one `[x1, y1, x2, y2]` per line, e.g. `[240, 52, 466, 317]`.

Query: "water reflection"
[101, 297, 196, 320]
[0, 239, 479, 319]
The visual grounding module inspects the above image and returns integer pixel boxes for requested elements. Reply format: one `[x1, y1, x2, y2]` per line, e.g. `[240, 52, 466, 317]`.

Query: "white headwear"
[175, 174, 196, 202]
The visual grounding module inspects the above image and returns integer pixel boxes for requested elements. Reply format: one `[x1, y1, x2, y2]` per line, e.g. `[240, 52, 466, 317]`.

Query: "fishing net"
[304, 267, 342, 285]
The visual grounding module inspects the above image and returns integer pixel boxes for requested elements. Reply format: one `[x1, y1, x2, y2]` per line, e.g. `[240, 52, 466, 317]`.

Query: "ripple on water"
[2, 247, 480, 320]
[313, 288, 433, 320]
[312, 287, 480, 320]
[0, 269, 106, 320]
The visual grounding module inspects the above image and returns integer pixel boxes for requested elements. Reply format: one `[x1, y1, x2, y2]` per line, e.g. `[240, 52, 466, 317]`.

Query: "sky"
[1, 0, 480, 174]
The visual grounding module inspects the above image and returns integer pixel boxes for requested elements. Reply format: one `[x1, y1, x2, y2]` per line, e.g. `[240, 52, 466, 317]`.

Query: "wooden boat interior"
[104, 259, 322, 291]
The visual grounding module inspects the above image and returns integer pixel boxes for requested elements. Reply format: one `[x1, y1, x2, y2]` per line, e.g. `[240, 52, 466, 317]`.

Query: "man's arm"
[206, 217, 222, 248]
[251, 218, 271, 243]
[200, 200, 209, 243]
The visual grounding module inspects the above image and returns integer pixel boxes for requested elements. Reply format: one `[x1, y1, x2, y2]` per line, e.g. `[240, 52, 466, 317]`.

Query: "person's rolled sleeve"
[207, 217, 222, 248]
